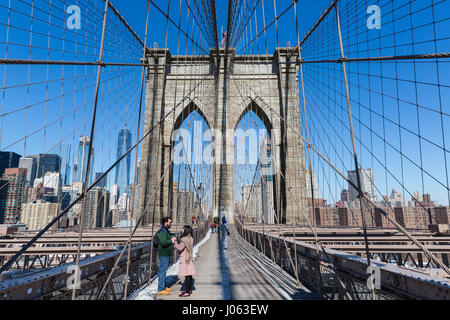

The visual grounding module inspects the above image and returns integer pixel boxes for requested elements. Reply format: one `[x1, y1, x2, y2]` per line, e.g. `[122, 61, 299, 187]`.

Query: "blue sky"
[0, 0, 449, 207]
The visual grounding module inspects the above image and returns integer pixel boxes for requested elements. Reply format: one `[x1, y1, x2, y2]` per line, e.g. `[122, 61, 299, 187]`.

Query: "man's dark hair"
[161, 217, 171, 225]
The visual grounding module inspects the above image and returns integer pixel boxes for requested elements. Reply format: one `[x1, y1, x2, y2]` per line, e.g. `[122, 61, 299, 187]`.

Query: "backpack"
[153, 230, 162, 249]
[222, 223, 230, 236]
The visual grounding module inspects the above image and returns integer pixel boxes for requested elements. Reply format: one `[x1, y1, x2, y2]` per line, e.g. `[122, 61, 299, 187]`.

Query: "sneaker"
[156, 290, 170, 295]
[179, 291, 191, 297]
[165, 287, 172, 292]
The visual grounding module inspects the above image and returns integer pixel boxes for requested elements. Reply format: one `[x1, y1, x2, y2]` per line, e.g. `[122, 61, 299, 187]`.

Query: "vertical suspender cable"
[334, 2, 375, 300]
[123, 0, 151, 300]
[72, 0, 110, 301]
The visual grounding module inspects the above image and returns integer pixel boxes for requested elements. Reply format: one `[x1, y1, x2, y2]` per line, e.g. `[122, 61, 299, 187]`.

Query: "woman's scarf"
[181, 235, 193, 263]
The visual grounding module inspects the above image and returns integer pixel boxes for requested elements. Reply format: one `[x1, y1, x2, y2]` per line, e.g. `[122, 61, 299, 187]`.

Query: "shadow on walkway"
[218, 229, 233, 300]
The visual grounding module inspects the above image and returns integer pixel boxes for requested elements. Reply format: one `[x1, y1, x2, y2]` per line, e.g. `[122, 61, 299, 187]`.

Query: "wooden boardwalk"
[152, 227, 319, 300]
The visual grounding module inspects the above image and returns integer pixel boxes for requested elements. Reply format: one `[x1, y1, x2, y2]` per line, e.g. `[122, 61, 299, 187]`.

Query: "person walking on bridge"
[174, 225, 196, 297]
[220, 216, 231, 250]
[156, 217, 176, 296]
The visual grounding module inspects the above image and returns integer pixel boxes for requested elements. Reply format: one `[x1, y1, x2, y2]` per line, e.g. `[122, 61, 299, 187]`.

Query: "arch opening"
[169, 103, 213, 225]
[233, 102, 278, 225]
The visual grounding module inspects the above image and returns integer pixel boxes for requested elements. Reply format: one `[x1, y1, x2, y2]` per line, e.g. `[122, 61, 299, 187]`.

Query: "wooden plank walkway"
[134, 227, 319, 300]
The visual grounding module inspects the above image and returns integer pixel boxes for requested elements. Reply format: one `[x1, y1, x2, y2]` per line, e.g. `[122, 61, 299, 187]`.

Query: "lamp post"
[197, 183, 205, 220]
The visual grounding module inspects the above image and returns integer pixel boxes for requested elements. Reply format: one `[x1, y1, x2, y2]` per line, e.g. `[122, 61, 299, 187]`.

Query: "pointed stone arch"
[168, 102, 213, 224]
[232, 101, 280, 224]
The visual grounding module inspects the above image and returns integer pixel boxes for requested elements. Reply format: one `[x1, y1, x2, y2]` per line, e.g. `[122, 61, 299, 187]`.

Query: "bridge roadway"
[134, 228, 319, 300]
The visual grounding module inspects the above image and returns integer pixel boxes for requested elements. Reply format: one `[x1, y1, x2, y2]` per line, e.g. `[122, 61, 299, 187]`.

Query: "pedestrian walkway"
[226, 227, 319, 300]
[156, 231, 223, 300]
[133, 226, 319, 300]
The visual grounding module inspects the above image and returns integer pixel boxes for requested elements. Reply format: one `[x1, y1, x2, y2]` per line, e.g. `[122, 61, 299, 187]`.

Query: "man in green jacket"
[156, 217, 175, 295]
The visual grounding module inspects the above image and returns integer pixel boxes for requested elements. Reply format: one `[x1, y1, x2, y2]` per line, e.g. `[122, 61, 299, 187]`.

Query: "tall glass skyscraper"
[60, 144, 71, 186]
[35, 154, 61, 178]
[115, 129, 132, 195]
[73, 136, 93, 185]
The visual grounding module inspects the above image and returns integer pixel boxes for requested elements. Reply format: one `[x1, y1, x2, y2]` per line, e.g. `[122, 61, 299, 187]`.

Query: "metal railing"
[235, 219, 450, 300]
[0, 221, 210, 300]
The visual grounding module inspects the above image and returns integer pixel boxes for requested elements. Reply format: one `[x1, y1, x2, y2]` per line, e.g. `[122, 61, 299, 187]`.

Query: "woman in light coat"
[174, 225, 196, 297]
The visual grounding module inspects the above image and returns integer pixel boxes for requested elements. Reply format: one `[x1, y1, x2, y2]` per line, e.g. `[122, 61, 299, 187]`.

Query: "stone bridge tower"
[139, 47, 307, 226]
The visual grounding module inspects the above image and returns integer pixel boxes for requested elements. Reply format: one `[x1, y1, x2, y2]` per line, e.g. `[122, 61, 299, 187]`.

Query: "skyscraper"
[115, 129, 132, 195]
[60, 144, 72, 186]
[73, 136, 93, 185]
[348, 168, 377, 202]
[110, 184, 120, 208]
[84, 187, 110, 229]
[19, 157, 37, 186]
[95, 172, 107, 188]
[33, 154, 61, 179]
[0, 152, 21, 176]
[63, 182, 83, 218]
[306, 169, 319, 199]
[43, 172, 62, 199]
[0, 168, 27, 224]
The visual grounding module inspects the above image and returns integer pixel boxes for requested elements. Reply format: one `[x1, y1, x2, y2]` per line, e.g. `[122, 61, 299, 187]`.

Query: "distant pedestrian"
[211, 222, 215, 233]
[220, 216, 230, 250]
[156, 217, 176, 296]
[175, 225, 196, 297]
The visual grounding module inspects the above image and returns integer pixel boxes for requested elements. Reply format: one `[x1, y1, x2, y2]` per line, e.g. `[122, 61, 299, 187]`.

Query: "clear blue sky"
[0, 0, 449, 207]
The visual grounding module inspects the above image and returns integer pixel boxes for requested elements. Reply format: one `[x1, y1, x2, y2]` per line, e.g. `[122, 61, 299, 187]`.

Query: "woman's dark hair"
[178, 225, 193, 243]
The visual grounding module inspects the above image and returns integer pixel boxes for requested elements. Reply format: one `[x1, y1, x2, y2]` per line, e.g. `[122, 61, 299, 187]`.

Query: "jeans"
[157, 255, 170, 292]
[222, 235, 228, 249]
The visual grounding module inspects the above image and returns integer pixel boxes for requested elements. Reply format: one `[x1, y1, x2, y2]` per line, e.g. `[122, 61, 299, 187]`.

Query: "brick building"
[0, 168, 27, 224]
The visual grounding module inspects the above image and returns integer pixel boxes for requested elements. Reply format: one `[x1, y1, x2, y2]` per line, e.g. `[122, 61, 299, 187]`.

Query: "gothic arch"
[173, 101, 212, 133]
[232, 100, 279, 222]
[168, 101, 213, 224]
[233, 100, 274, 136]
